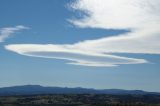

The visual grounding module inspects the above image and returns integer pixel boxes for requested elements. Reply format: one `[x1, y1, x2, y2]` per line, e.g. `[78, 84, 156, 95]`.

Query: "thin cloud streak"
[0, 25, 28, 42]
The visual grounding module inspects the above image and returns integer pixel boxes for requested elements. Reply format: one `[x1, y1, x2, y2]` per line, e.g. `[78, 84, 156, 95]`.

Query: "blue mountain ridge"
[0, 85, 159, 96]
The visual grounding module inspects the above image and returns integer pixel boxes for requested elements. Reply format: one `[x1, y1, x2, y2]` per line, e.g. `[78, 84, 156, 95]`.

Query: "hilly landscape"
[0, 85, 160, 106]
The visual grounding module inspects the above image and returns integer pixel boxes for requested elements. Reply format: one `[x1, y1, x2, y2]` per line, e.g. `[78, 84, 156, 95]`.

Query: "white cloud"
[69, 0, 160, 29]
[0, 25, 28, 42]
[5, 44, 147, 67]
[68, 0, 160, 55]
[4, 0, 160, 67]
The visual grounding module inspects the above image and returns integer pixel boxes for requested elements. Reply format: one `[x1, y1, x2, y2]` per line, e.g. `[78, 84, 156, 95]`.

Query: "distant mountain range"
[0, 85, 159, 96]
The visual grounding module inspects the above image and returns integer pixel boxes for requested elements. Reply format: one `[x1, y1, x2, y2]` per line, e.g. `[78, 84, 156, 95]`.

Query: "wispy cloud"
[5, 0, 160, 67]
[0, 25, 28, 42]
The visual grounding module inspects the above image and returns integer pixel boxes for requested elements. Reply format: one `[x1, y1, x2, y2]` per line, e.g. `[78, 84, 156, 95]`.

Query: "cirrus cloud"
[0, 25, 29, 42]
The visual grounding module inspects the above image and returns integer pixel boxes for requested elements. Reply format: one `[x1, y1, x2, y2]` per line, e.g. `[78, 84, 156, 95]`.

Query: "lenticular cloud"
[5, 0, 160, 67]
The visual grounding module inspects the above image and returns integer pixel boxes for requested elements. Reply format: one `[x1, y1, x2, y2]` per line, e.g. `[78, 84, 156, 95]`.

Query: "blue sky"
[0, 0, 160, 92]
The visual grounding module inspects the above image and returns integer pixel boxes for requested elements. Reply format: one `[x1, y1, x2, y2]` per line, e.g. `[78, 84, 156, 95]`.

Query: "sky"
[0, 0, 160, 92]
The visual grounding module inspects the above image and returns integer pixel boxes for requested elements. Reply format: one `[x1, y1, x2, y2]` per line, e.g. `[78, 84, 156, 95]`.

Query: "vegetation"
[0, 94, 160, 106]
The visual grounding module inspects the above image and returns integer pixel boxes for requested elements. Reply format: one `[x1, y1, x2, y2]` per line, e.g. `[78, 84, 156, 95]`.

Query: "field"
[0, 94, 160, 106]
